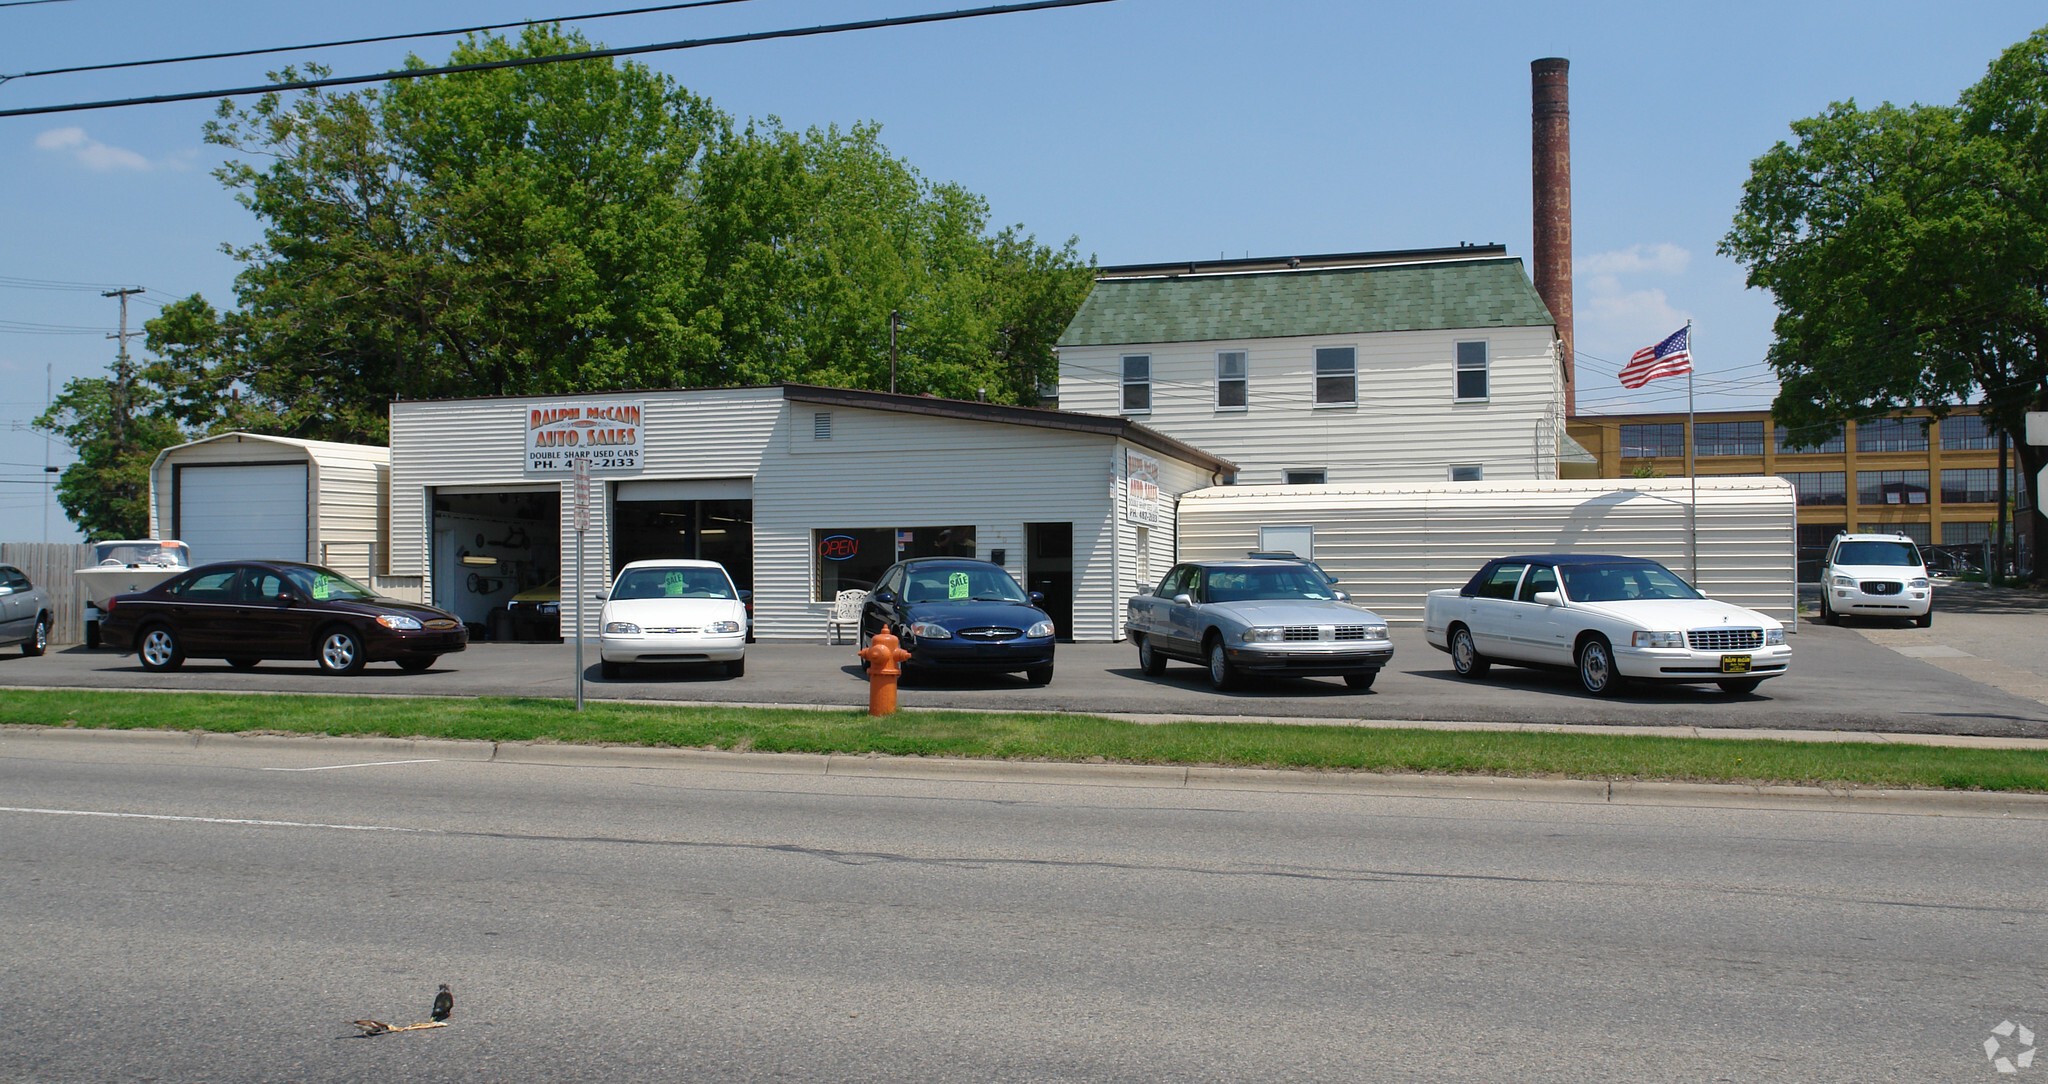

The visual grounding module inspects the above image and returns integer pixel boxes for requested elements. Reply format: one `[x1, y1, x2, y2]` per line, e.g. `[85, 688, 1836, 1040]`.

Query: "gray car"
[1126, 560, 1394, 690]
[0, 563, 53, 657]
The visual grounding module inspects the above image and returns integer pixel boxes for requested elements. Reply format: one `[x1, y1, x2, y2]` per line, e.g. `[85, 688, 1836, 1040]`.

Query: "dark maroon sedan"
[99, 561, 467, 675]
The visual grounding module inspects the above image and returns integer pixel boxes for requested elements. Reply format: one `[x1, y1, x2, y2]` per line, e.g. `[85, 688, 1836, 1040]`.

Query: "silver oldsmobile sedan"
[1126, 561, 1394, 690]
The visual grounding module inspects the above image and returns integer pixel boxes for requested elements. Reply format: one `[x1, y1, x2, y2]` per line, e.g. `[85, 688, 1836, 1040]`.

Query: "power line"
[0, 0, 83, 7]
[1, 0, 762, 83]
[0, 0, 1119, 118]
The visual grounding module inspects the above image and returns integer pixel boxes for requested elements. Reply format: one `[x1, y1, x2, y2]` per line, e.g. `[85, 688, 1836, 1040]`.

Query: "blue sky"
[3, 0, 2043, 539]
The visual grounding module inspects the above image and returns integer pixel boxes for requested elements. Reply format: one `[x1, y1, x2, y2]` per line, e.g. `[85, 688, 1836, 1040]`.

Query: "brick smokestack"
[1531, 57, 1574, 416]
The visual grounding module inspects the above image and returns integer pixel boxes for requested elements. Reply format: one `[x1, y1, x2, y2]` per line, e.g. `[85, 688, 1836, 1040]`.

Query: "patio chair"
[827, 588, 868, 644]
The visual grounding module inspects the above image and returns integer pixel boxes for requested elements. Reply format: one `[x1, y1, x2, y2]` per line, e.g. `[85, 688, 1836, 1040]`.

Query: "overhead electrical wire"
[0, 0, 763, 84]
[0, 0, 1119, 117]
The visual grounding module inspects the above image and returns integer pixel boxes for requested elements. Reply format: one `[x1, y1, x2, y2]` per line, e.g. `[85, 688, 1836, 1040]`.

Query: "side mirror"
[1334, 590, 1351, 601]
[592, 592, 609, 602]
[873, 590, 896, 604]
[1533, 591, 1563, 607]
[1173, 593, 1194, 606]
[1029, 591, 1045, 605]
[0, 586, 12, 597]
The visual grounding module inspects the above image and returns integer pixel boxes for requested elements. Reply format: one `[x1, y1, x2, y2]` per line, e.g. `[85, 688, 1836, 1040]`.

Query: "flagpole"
[1687, 320, 1698, 584]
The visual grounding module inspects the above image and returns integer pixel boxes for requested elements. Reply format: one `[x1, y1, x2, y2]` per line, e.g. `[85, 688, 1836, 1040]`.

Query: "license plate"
[1721, 654, 1752, 674]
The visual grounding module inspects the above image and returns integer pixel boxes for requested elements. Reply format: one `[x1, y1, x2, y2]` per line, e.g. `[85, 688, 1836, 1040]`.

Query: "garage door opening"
[431, 488, 561, 640]
[611, 499, 753, 591]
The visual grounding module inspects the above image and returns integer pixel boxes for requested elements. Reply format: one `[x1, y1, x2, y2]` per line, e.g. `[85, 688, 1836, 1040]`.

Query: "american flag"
[1618, 326, 1693, 389]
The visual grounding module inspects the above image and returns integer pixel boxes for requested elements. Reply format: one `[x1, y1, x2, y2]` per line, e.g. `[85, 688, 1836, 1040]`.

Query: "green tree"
[1722, 25, 2048, 577]
[145, 27, 1088, 445]
[34, 375, 184, 540]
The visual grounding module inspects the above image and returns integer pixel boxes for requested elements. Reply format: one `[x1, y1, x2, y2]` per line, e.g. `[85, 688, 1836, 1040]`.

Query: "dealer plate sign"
[525, 400, 644, 475]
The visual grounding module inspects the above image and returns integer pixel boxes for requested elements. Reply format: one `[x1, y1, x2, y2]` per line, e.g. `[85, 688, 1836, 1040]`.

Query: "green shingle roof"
[1057, 257, 1555, 348]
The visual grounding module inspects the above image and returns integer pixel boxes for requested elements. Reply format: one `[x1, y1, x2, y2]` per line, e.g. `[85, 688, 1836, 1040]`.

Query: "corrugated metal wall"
[1176, 478, 1798, 626]
[1059, 324, 1561, 484]
[0, 542, 95, 644]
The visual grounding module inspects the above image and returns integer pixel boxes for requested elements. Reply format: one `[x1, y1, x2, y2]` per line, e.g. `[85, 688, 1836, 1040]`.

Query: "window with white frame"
[1449, 464, 1484, 482]
[1121, 354, 1151, 412]
[1314, 347, 1355, 405]
[1215, 351, 1247, 409]
[1454, 341, 1488, 400]
[1283, 469, 1326, 485]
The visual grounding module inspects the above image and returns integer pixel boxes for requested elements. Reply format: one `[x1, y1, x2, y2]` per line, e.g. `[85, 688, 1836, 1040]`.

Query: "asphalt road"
[2, 729, 2042, 1083]
[5, 587, 2047, 736]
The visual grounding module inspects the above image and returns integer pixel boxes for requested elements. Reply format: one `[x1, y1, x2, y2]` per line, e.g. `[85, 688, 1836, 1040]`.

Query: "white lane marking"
[0, 806, 431, 833]
[261, 759, 443, 773]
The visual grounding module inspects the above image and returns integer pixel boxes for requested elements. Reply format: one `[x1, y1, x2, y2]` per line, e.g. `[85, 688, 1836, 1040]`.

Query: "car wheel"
[726, 656, 745, 678]
[600, 659, 622, 680]
[1136, 633, 1166, 676]
[316, 627, 368, 675]
[23, 614, 49, 656]
[1449, 625, 1490, 678]
[1206, 636, 1238, 691]
[1915, 609, 1932, 629]
[138, 624, 184, 672]
[1818, 593, 1838, 626]
[396, 655, 436, 672]
[1576, 636, 1622, 697]
[227, 657, 260, 670]
[1025, 664, 1054, 686]
[1343, 672, 1376, 690]
[1717, 678, 1761, 695]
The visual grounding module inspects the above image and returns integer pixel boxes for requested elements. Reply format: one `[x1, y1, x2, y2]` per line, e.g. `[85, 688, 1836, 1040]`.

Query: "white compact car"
[1819, 533, 1932, 627]
[1424, 553, 1791, 697]
[597, 559, 747, 679]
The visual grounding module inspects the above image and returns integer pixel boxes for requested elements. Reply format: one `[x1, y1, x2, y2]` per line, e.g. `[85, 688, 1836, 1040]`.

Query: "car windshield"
[1835, 540, 1922, 567]
[902, 565, 1028, 603]
[282, 566, 379, 602]
[1202, 566, 1339, 603]
[612, 567, 735, 600]
[1558, 562, 1702, 603]
[94, 541, 188, 567]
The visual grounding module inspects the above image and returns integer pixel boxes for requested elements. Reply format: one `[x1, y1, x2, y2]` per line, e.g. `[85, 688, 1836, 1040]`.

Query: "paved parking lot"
[5, 586, 2046, 738]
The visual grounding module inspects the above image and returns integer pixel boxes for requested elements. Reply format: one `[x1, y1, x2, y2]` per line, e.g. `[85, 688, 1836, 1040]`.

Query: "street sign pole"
[573, 457, 591, 711]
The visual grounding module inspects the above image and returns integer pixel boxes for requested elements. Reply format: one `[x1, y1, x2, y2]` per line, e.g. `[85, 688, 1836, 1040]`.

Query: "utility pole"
[103, 287, 143, 450]
[888, 309, 901, 394]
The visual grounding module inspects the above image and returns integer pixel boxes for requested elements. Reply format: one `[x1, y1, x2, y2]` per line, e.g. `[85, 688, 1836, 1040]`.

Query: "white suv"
[1819, 533, 1932, 627]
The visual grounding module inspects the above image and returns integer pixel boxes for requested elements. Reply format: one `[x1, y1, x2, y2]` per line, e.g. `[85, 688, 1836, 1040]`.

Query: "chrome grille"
[958, 626, 1019, 641]
[1860, 580, 1901, 595]
[1687, 628, 1763, 652]
[1281, 625, 1371, 642]
[647, 626, 700, 635]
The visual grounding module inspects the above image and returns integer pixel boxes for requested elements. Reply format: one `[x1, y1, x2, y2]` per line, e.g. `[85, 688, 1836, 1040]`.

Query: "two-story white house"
[1055, 246, 1567, 485]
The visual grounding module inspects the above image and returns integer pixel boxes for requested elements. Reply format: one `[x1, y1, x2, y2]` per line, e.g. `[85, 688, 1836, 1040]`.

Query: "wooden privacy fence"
[0, 542, 96, 645]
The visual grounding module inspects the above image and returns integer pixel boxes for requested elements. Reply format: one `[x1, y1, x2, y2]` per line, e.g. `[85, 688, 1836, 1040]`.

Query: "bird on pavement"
[431, 984, 453, 1022]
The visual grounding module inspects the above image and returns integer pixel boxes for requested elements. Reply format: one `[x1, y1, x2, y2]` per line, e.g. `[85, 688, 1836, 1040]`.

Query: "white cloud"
[35, 126, 152, 171]
[1579, 242, 1691, 277]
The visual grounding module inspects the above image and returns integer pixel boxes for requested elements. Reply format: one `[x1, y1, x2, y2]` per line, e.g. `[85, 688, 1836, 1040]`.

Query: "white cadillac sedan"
[598, 559, 747, 679]
[1423, 554, 1791, 697]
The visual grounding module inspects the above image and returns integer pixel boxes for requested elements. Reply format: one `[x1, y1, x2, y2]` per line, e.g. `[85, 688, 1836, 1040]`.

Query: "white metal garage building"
[147, 432, 389, 583]
[383, 384, 1233, 642]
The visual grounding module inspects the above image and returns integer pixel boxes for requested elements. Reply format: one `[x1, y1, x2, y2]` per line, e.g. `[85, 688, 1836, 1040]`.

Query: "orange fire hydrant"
[858, 629, 912, 717]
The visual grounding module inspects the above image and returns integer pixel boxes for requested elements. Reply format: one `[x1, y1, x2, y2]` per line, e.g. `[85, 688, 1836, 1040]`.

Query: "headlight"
[909, 621, 953, 639]
[1830, 574, 1856, 588]
[1027, 620, 1055, 638]
[1909, 578, 1929, 589]
[707, 620, 742, 634]
[604, 621, 641, 635]
[375, 613, 422, 630]
[1240, 626, 1283, 643]
[1632, 631, 1685, 648]
[1765, 628, 1785, 646]
[1361, 624, 1389, 640]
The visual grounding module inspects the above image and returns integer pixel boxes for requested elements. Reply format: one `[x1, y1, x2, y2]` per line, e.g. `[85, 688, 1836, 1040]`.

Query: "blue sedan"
[859, 558, 1057, 684]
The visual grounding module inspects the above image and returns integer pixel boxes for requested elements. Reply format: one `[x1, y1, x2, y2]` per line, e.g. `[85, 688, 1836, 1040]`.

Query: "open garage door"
[174, 462, 308, 564]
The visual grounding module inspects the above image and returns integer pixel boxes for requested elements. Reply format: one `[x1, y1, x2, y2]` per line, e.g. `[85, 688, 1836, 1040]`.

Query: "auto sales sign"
[525, 400, 645, 475]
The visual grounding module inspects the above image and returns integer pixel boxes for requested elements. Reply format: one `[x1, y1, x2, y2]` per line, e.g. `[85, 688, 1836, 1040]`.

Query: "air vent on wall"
[814, 412, 832, 440]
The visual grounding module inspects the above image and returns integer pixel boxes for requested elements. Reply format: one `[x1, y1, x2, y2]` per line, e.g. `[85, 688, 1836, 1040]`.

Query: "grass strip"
[3, 688, 2045, 792]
